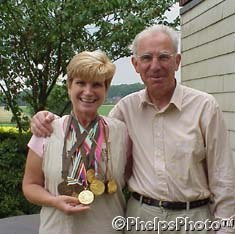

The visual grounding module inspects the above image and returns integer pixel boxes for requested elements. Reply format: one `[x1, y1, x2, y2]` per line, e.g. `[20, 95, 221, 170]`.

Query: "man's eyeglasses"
[135, 52, 175, 64]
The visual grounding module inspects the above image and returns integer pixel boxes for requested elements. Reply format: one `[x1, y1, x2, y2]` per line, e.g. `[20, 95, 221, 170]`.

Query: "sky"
[112, 3, 180, 85]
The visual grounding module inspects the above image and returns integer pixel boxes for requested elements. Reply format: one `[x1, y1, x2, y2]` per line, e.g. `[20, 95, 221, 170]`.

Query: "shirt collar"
[169, 82, 183, 111]
[140, 82, 183, 111]
[139, 88, 152, 108]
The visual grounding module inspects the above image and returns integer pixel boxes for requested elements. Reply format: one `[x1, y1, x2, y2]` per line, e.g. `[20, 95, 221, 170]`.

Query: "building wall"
[180, 0, 235, 162]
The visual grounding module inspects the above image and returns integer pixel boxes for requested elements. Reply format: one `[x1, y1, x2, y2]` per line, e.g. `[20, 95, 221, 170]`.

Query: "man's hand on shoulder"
[30, 111, 56, 137]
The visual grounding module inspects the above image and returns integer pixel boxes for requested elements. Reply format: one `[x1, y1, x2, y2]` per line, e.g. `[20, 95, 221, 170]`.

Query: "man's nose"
[150, 57, 161, 70]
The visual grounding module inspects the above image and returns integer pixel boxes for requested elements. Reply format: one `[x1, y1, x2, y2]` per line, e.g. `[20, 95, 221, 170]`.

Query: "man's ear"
[175, 53, 181, 71]
[131, 56, 140, 74]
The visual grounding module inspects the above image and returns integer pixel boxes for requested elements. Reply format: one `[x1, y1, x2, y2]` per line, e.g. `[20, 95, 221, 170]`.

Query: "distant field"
[0, 106, 13, 123]
[0, 106, 31, 125]
[0, 105, 114, 125]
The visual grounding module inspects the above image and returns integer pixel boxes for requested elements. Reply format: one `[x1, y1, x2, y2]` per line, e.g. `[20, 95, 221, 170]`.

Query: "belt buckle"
[146, 198, 152, 205]
[159, 200, 163, 208]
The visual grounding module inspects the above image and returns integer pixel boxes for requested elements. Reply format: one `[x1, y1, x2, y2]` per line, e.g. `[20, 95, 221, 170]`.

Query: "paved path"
[0, 214, 39, 234]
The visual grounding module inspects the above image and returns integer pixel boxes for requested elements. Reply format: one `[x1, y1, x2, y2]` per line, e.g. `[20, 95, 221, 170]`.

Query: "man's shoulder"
[118, 89, 145, 105]
[180, 84, 216, 102]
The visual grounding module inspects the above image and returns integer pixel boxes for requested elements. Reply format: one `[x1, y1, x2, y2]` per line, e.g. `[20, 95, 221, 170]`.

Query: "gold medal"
[87, 168, 95, 183]
[57, 181, 73, 196]
[106, 179, 118, 194]
[90, 179, 105, 196]
[78, 190, 94, 205]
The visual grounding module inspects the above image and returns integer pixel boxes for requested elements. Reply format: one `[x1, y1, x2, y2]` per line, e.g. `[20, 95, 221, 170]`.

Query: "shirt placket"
[154, 114, 168, 199]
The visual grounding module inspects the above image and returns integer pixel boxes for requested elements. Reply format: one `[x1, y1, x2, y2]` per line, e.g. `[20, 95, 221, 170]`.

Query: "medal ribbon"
[61, 113, 102, 188]
[61, 115, 90, 180]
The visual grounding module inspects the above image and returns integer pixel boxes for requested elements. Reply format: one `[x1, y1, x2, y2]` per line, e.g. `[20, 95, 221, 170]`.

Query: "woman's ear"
[68, 89, 71, 99]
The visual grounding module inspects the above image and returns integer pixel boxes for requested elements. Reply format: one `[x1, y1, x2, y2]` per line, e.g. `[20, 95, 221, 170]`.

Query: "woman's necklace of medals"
[57, 114, 117, 205]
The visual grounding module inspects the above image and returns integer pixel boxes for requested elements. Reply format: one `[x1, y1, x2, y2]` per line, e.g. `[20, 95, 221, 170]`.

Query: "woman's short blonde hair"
[66, 50, 115, 89]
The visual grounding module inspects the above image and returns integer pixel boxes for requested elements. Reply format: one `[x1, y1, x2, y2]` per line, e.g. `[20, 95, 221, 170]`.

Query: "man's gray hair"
[129, 24, 180, 55]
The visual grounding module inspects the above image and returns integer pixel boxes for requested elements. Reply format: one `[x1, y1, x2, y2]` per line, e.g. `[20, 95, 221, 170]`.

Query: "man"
[31, 25, 235, 234]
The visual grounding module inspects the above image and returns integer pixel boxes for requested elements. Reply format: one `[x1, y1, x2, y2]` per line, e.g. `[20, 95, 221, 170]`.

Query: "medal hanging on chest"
[57, 114, 118, 205]
[102, 119, 118, 195]
[58, 114, 98, 200]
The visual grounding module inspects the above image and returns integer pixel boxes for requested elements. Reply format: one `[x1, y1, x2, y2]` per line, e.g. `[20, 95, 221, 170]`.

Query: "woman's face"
[68, 77, 106, 118]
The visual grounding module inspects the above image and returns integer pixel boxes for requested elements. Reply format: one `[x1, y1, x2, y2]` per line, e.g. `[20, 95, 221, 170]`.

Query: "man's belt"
[132, 192, 210, 210]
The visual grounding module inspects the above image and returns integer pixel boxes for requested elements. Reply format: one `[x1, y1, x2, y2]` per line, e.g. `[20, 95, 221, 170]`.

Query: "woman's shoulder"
[51, 115, 69, 138]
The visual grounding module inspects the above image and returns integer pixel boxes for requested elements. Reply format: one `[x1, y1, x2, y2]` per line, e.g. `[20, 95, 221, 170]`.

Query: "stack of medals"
[57, 114, 118, 205]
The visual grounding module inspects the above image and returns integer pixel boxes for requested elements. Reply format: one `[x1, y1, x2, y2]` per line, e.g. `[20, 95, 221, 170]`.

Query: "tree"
[0, 0, 179, 132]
[46, 84, 71, 116]
[108, 83, 145, 99]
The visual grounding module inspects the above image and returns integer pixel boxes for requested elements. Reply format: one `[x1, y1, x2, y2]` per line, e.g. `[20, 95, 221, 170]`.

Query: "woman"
[22, 50, 128, 234]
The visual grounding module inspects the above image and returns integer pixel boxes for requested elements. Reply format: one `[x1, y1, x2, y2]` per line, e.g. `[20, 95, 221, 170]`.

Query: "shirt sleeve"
[108, 102, 125, 122]
[109, 105, 132, 182]
[203, 99, 235, 233]
[124, 133, 133, 182]
[28, 135, 46, 157]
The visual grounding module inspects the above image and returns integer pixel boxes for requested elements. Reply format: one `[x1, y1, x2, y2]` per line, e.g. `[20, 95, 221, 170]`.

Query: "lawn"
[98, 104, 114, 116]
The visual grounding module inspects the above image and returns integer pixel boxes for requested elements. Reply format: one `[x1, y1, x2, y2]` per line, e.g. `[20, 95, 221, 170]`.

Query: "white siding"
[180, 0, 235, 162]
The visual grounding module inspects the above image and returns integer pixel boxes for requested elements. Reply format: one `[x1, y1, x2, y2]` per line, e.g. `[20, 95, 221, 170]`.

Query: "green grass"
[98, 104, 114, 116]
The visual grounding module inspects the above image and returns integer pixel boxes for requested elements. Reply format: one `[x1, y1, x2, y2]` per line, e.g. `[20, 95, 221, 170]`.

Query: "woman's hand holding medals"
[51, 195, 90, 215]
[57, 168, 117, 206]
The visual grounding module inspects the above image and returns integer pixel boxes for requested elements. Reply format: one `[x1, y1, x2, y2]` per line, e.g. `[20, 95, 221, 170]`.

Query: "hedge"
[0, 128, 40, 218]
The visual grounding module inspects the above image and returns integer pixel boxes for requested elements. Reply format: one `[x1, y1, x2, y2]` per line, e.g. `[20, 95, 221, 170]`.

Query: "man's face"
[132, 32, 181, 97]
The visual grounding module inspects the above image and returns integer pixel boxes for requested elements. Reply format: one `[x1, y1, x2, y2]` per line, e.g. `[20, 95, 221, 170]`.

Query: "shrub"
[0, 129, 40, 218]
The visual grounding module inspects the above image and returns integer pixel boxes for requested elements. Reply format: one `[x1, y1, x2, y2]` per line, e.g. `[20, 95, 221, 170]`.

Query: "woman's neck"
[73, 112, 98, 128]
